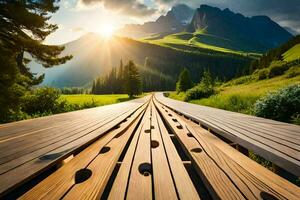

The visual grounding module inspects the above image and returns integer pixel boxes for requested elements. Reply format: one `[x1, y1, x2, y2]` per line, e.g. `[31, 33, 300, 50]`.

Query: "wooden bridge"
[0, 93, 299, 199]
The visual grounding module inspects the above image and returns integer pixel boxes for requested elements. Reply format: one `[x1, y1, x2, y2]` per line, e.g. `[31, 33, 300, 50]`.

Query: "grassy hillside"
[169, 68, 300, 115]
[251, 35, 300, 70]
[162, 35, 298, 116]
[283, 44, 300, 62]
[142, 31, 261, 57]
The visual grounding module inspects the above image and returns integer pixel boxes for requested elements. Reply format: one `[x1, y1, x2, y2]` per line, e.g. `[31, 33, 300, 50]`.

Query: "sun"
[99, 23, 115, 38]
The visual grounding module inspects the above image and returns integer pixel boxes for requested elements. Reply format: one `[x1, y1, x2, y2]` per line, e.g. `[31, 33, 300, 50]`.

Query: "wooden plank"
[155, 93, 300, 176]
[0, 102, 123, 139]
[0, 101, 141, 160]
[155, 93, 300, 138]
[185, 120, 300, 200]
[0, 115, 114, 164]
[19, 103, 147, 200]
[0, 96, 150, 141]
[0, 105, 136, 174]
[126, 104, 152, 200]
[155, 100, 245, 200]
[197, 114, 300, 154]
[157, 95, 300, 140]
[150, 103, 178, 200]
[59, 106, 146, 199]
[108, 106, 149, 200]
[197, 112, 300, 144]
[0, 109, 134, 196]
[153, 103, 200, 200]
[180, 113, 300, 175]
[0, 97, 149, 196]
[157, 99, 300, 200]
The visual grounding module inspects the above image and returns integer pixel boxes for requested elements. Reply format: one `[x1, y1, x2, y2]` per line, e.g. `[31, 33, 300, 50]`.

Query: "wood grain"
[155, 93, 300, 176]
[150, 103, 178, 200]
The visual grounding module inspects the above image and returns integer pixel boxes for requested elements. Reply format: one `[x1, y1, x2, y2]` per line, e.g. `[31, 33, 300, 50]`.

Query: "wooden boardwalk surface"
[156, 92, 300, 177]
[0, 96, 149, 196]
[0, 94, 299, 199]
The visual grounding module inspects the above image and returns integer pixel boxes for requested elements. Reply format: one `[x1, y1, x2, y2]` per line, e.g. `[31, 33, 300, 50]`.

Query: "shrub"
[21, 87, 67, 115]
[185, 84, 214, 101]
[254, 84, 300, 123]
[223, 75, 253, 86]
[190, 93, 259, 114]
[226, 95, 256, 113]
[257, 69, 269, 80]
[285, 66, 300, 78]
[292, 114, 300, 125]
[268, 61, 289, 78]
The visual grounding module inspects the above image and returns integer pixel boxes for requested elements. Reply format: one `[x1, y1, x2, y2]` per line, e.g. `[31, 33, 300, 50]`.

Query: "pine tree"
[176, 68, 193, 93]
[124, 61, 142, 97]
[117, 59, 124, 93]
[0, 1, 72, 122]
[0, 1, 72, 80]
[201, 70, 214, 88]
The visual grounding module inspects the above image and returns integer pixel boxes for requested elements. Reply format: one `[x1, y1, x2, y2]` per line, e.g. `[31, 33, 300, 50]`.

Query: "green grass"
[168, 73, 300, 114]
[142, 32, 261, 57]
[143, 32, 240, 54]
[282, 44, 300, 62]
[168, 92, 186, 101]
[60, 94, 147, 106]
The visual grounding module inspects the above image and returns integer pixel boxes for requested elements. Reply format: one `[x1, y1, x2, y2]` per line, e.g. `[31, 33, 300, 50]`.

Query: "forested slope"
[34, 34, 254, 88]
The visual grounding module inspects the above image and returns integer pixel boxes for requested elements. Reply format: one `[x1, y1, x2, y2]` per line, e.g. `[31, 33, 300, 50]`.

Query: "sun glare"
[99, 23, 115, 38]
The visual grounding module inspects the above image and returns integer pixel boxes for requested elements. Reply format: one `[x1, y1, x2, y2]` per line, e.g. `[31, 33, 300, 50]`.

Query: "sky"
[45, 0, 300, 44]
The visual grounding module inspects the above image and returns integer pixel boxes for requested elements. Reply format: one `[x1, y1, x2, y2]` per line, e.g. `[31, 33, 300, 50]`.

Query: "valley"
[32, 34, 252, 89]
[31, 4, 293, 90]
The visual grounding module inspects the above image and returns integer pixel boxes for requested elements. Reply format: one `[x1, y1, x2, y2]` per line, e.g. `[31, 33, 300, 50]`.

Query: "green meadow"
[60, 94, 147, 106]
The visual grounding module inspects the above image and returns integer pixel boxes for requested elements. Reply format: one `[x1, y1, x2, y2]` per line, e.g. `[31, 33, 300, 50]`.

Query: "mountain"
[169, 4, 194, 25]
[31, 33, 253, 88]
[187, 5, 293, 52]
[118, 4, 194, 39]
[31, 33, 111, 87]
[284, 27, 299, 36]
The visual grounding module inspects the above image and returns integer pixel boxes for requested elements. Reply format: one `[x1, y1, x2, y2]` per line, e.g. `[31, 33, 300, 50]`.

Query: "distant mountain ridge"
[119, 4, 194, 38]
[187, 5, 293, 52]
[120, 4, 293, 53]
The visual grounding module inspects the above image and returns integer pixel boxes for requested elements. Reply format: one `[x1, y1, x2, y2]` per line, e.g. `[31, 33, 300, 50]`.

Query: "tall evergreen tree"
[124, 61, 142, 97]
[0, 0, 72, 121]
[176, 68, 193, 93]
[117, 59, 124, 93]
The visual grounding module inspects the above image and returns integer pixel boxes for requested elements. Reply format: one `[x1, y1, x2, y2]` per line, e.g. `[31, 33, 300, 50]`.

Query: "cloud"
[79, 0, 157, 17]
[70, 27, 85, 32]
